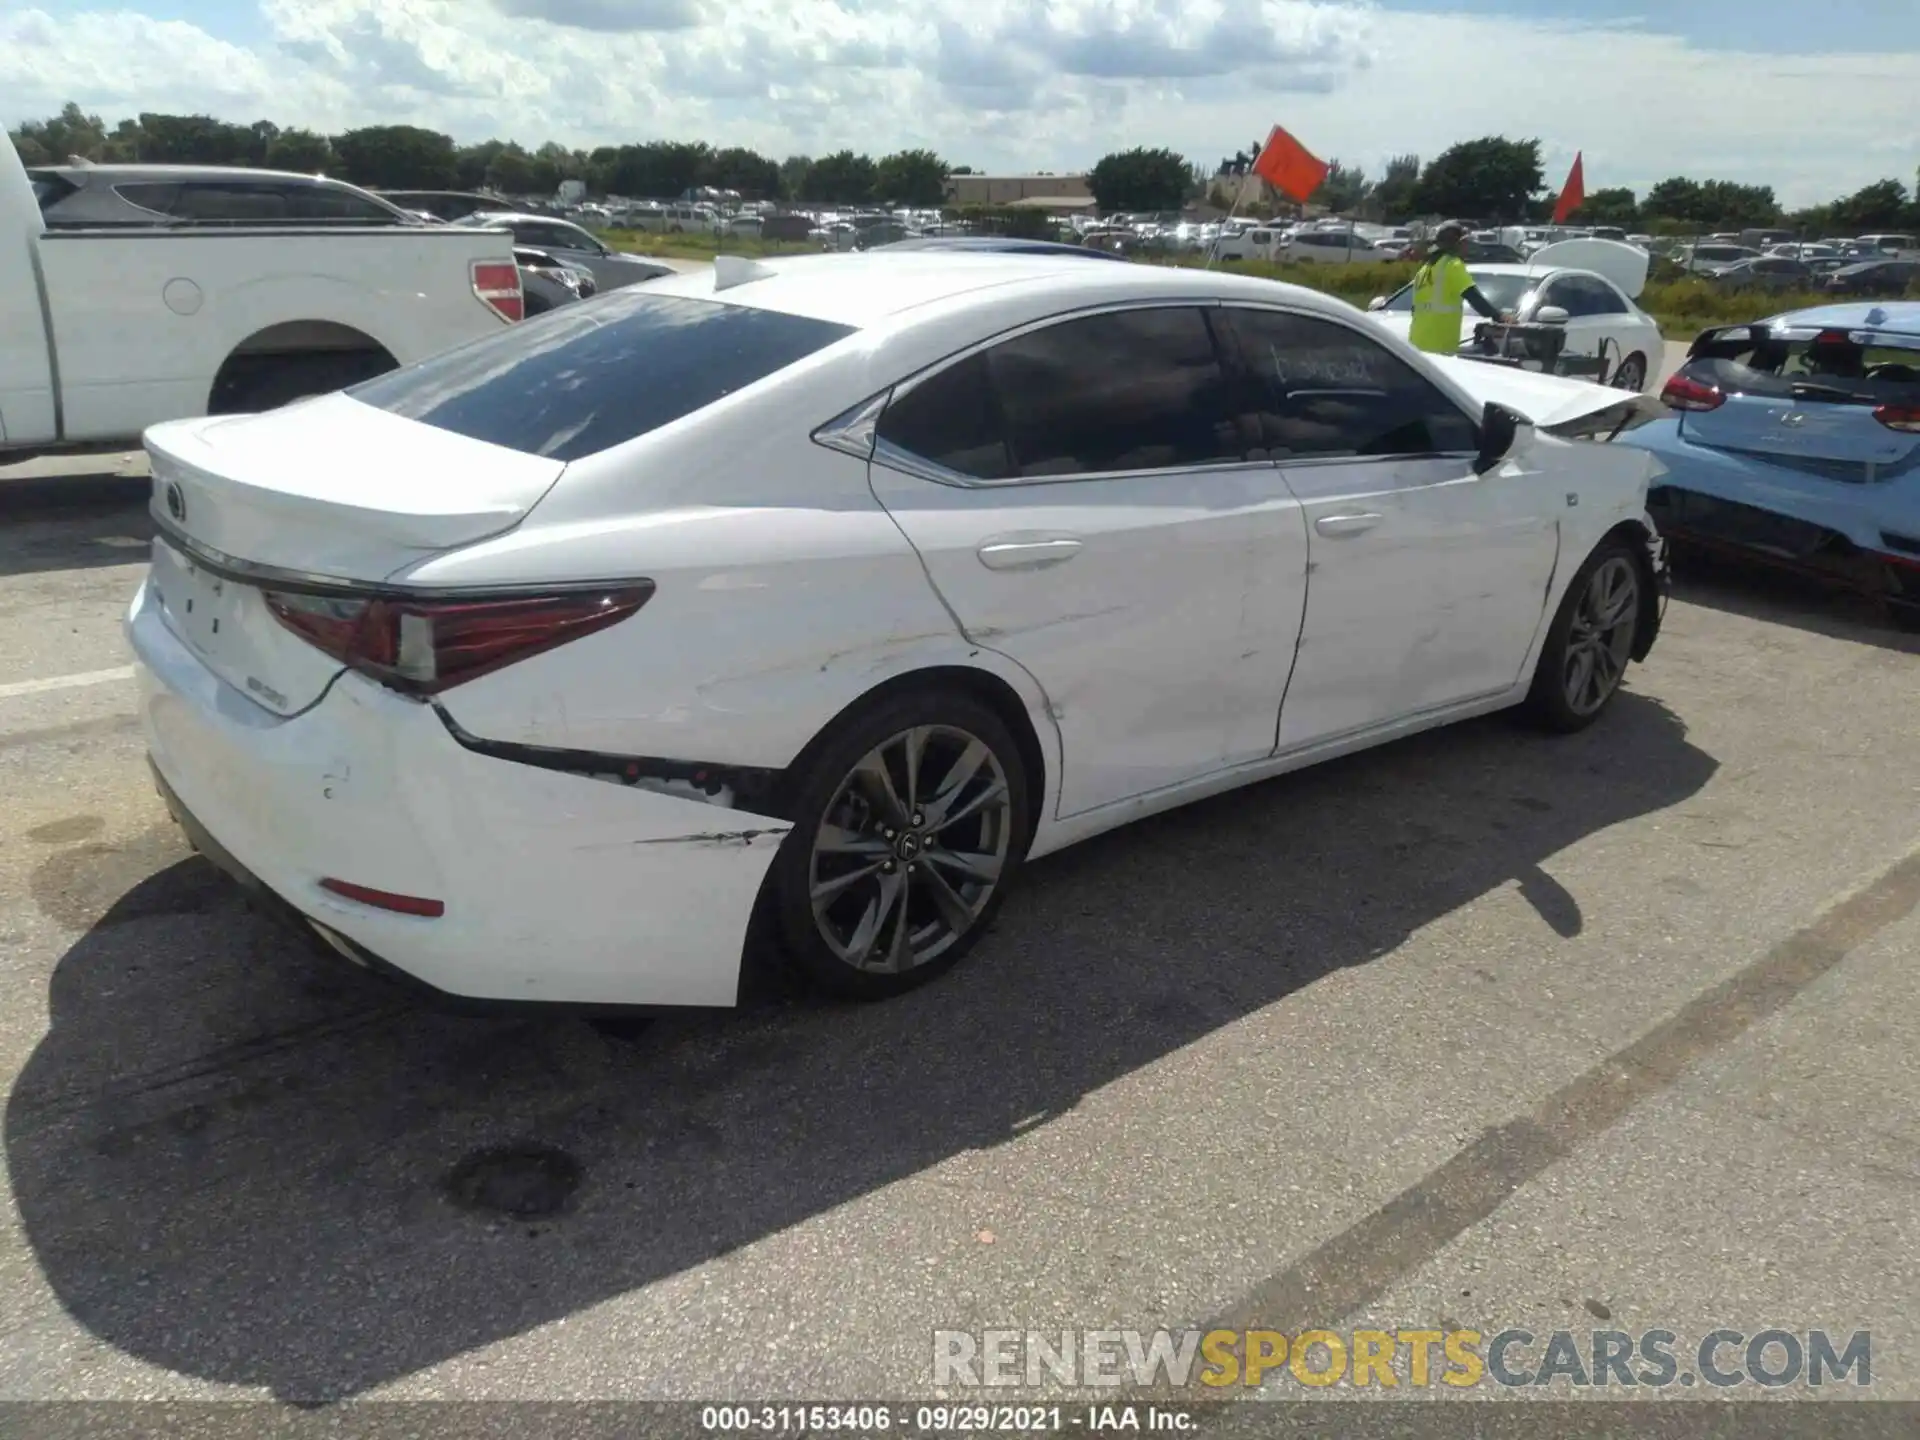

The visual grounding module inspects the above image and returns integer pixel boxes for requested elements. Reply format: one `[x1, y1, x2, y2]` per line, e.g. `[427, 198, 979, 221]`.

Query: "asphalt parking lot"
[2, 445, 1918, 1415]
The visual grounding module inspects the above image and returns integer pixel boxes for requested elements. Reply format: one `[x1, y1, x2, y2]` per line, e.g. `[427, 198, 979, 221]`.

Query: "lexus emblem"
[165, 481, 186, 522]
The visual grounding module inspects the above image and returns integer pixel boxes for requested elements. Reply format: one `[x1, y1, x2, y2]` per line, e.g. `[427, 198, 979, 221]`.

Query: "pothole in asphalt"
[442, 1142, 583, 1220]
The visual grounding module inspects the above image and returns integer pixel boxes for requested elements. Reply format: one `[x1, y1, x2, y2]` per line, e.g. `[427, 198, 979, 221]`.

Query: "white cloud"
[2, 0, 1915, 205]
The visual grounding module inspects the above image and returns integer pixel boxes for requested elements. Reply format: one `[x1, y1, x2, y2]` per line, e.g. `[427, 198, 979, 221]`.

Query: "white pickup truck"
[0, 134, 523, 462]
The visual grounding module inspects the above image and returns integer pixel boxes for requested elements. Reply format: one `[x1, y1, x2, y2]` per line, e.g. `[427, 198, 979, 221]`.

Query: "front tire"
[1523, 538, 1645, 732]
[768, 689, 1031, 1000]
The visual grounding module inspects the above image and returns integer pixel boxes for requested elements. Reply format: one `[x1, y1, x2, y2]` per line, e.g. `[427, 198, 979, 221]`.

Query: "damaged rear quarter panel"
[392, 440, 1063, 809]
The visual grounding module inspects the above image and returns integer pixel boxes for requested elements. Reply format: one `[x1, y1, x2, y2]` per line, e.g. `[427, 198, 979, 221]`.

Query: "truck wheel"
[212, 351, 395, 414]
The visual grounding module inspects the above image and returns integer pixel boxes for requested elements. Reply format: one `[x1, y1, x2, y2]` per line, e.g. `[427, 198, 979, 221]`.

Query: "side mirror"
[1367, 296, 1387, 311]
[1475, 402, 1535, 474]
[1536, 305, 1570, 325]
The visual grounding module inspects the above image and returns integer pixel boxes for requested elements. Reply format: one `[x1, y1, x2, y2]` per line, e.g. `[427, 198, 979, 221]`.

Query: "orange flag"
[1252, 125, 1330, 204]
[1552, 152, 1586, 225]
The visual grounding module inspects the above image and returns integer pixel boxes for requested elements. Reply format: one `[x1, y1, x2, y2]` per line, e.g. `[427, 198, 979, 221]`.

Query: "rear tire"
[1610, 352, 1648, 391]
[213, 350, 396, 413]
[767, 688, 1031, 1001]
[1523, 537, 1646, 733]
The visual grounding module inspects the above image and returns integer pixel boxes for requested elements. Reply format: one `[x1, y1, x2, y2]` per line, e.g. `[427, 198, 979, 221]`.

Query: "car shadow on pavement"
[1669, 547, 1920, 657]
[7, 691, 1716, 1401]
[0, 476, 155, 580]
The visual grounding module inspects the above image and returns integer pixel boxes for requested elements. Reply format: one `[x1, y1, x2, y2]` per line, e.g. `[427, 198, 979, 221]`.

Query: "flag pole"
[1204, 169, 1252, 271]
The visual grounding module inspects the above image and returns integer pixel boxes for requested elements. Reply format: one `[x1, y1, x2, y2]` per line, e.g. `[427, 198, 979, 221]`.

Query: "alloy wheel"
[1563, 556, 1639, 716]
[1611, 355, 1646, 391]
[808, 725, 1014, 972]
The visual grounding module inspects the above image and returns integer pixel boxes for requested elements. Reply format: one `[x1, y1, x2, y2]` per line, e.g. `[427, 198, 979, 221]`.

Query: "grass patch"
[603, 227, 813, 260]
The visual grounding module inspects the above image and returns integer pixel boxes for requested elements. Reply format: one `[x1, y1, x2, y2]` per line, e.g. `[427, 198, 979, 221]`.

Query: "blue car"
[1622, 301, 1920, 623]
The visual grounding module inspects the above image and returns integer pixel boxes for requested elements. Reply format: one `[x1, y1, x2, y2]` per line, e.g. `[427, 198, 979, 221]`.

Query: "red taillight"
[319, 878, 445, 918]
[1874, 404, 1920, 434]
[263, 586, 652, 695]
[1661, 372, 1725, 412]
[471, 260, 523, 322]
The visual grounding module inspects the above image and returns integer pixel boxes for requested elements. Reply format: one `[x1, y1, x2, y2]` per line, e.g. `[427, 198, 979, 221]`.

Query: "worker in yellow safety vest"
[1408, 221, 1507, 354]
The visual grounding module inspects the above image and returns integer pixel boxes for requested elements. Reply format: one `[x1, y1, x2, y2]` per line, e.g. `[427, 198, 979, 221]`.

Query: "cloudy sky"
[3, 0, 1916, 207]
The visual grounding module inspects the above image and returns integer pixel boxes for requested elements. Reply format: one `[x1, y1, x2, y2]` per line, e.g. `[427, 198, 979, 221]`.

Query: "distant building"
[945, 172, 1095, 210]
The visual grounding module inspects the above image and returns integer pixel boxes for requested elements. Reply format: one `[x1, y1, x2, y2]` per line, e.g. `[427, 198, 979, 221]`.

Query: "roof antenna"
[713, 255, 777, 291]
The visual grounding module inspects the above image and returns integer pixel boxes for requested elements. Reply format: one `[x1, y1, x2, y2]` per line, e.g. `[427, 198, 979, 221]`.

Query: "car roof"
[457, 211, 580, 227]
[873, 237, 1128, 261]
[35, 164, 349, 185]
[1765, 301, 1920, 336]
[632, 251, 1368, 330]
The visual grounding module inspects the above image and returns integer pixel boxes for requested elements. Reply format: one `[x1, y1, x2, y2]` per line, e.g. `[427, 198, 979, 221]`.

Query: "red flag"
[1252, 125, 1330, 205]
[1552, 152, 1586, 225]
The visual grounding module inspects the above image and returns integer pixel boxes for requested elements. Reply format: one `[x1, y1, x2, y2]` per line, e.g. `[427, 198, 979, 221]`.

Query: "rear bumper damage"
[127, 577, 788, 1010]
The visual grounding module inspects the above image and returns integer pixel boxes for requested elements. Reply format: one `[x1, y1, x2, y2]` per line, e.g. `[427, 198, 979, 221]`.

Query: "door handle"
[977, 538, 1083, 571]
[1314, 512, 1383, 537]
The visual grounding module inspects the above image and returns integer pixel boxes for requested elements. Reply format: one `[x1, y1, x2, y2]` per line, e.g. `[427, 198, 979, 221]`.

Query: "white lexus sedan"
[127, 253, 1670, 1011]
[1366, 239, 1665, 393]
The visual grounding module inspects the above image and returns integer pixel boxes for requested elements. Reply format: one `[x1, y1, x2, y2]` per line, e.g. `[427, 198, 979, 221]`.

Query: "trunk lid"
[143, 392, 567, 715]
[1527, 238, 1651, 300]
[1677, 395, 1919, 475]
[145, 393, 566, 577]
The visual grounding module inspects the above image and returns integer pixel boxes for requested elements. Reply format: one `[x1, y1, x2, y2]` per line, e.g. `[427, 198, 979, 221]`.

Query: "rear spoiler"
[1689, 320, 1920, 359]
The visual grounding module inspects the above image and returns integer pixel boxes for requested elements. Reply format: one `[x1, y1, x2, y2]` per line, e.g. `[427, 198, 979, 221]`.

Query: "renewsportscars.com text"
[933, 1328, 1872, 1390]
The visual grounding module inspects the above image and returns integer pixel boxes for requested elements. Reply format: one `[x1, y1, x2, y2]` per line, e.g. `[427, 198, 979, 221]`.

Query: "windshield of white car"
[1380, 272, 1537, 314]
[347, 292, 857, 461]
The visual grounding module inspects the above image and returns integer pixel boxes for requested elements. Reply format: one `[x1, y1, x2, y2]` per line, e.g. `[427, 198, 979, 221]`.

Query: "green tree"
[1312, 159, 1370, 214]
[705, 145, 781, 200]
[802, 150, 878, 204]
[453, 140, 504, 190]
[1414, 137, 1544, 222]
[1829, 179, 1910, 232]
[265, 128, 331, 173]
[1088, 147, 1192, 213]
[779, 154, 813, 200]
[1370, 153, 1420, 219]
[331, 125, 458, 188]
[873, 148, 948, 206]
[1697, 179, 1778, 229]
[7, 102, 111, 164]
[488, 145, 537, 194]
[136, 113, 253, 164]
[1571, 187, 1638, 226]
[1641, 176, 1703, 223]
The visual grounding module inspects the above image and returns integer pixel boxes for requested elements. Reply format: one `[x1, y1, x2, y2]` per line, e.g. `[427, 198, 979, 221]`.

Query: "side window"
[171, 183, 294, 221]
[110, 182, 181, 218]
[987, 307, 1244, 477]
[875, 352, 1013, 480]
[291, 186, 400, 222]
[1578, 277, 1629, 314]
[1538, 277, 1588, 316]
[1224, 308, 1480, 460]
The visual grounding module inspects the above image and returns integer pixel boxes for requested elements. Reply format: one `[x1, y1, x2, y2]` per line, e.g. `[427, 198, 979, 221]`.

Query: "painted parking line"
[0, 665, 136, 702]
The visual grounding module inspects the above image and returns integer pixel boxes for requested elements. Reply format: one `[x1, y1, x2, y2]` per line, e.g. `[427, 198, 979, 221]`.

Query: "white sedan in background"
[128, 253, 1670, 1012]
[1366, 239, 1666, 393]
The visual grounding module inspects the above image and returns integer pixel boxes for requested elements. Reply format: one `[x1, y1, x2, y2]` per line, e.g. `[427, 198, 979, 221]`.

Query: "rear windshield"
[347, 291, 856, 461]
[1686, 329, 1920, 406]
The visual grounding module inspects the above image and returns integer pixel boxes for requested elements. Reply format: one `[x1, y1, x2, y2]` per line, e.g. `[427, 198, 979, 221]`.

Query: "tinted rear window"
[347, 291, 856, 461]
